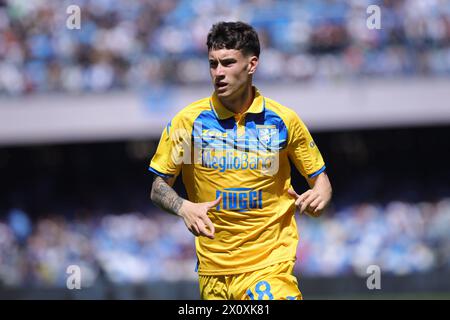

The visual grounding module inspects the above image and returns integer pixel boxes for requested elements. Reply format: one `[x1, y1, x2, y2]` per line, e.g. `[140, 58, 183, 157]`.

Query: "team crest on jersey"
[256, 125, 278, 150]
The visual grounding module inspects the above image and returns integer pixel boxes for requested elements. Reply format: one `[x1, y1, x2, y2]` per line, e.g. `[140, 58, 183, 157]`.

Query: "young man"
[149, 21, 332, 300]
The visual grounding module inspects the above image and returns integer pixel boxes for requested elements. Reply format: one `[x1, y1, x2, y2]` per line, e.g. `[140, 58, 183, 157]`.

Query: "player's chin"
[216, 84, 236, 97]
[216, 87, 230, 96]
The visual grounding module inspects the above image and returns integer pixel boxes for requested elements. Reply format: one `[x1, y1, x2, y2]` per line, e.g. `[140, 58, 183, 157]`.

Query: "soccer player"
[149, 21, 332, 300]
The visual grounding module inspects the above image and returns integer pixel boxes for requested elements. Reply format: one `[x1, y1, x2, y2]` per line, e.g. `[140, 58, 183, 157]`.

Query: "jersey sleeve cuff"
[148, 166, 175, 179]
[308, 165, 326, 178]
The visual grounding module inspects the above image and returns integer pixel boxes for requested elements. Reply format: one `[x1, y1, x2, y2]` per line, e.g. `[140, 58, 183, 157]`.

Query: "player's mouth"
[216, 82, 228, 91]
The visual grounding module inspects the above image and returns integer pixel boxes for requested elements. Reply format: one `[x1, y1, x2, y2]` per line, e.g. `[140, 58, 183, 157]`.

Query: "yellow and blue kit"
[149, 87, 325, 299]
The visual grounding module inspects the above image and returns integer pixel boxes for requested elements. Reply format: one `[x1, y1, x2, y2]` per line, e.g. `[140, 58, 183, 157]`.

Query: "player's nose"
[215, 64, 226, 77]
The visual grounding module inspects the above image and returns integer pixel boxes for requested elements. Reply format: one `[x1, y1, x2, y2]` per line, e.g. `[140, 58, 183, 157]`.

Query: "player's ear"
[248, 56, 259, 75]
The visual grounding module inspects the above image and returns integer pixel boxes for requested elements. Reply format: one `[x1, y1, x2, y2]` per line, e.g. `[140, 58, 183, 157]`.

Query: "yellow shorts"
[199, 260, 302, 300]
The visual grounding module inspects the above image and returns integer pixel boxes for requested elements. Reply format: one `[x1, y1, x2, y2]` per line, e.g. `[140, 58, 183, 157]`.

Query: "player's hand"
[178, 196, 222, 239]
[288, 188, 328, 217]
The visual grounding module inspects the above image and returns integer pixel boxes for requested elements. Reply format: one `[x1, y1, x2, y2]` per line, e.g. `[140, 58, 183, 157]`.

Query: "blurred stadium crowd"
[1, 0, 450, 95]
[1, 199, 449, 288]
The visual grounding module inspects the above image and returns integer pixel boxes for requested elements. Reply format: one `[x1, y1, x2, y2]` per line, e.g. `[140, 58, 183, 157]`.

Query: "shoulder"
[170, 97, 211, 126]
[263, 97, 302, 127]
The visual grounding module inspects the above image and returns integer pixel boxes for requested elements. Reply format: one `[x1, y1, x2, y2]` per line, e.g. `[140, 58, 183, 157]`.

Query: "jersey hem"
[307, 164, 326, 178]
[148, 165, 175, 179]
[197, 257, 296, 276]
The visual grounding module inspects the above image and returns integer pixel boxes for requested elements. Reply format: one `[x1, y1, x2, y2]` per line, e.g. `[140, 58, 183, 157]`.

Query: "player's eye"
[222, 60, 235, 66]
[209, 61, 218, 68]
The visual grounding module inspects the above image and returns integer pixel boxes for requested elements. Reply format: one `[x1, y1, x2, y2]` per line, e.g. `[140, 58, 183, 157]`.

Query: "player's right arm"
[149, 116, 219, 239]
[150, 175, 182, 215]
[150, 175, 220, 239]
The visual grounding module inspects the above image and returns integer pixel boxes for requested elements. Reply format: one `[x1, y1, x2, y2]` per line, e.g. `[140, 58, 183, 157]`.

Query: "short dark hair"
[206, 21, 260, 57]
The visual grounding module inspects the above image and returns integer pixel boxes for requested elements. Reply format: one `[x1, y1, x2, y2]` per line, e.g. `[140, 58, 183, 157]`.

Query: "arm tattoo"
[151, 176, 184, 216]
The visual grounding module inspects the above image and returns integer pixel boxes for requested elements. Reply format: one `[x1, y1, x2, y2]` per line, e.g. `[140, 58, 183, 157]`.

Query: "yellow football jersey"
[149, 86, 325, 275]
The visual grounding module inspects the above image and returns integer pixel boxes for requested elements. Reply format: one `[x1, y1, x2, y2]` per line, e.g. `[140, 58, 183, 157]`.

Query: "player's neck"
[220, 85, 254, 115]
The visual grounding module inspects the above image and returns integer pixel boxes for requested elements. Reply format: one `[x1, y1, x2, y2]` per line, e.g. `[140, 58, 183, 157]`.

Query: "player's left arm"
[285, 109, 333, 217]
[288, 172, 332, 217]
